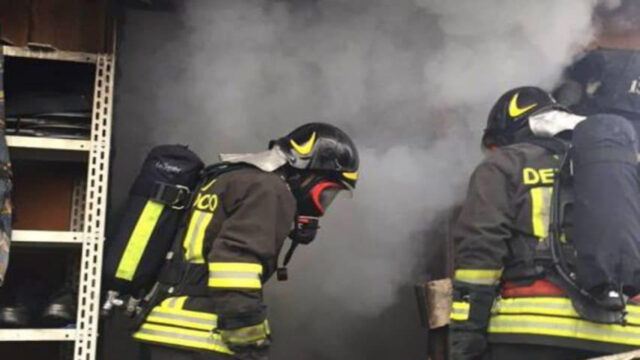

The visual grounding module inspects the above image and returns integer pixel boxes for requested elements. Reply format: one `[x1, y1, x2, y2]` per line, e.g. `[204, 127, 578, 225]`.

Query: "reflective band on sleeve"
[115, 201, 164, 281]
[454, 269, 502, 285]
[208, 263, 263, 289]
[530, 187, 553, 240]
[489, 314, 640, 346]
[493, 297, 640, 326]
[183, 210, 213, 264]
[450, 301, 470, 321]
[133, 323, 233, 354]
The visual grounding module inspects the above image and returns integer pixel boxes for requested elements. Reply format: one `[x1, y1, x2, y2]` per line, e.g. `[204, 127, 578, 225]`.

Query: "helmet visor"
[310, 181, 346, 215]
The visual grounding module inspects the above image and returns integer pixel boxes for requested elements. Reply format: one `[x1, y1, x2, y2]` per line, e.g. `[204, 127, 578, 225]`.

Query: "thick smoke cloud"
[110, 0, 604, 359]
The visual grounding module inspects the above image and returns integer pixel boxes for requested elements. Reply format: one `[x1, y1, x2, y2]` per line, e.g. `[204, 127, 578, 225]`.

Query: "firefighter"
[0, 43, 11, 287]
[449, 86, 640, 360]
[133, 123, 359, 360]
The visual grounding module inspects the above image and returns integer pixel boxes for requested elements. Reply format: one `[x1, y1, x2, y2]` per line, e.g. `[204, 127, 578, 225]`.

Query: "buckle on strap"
[152, 182, 191, 210]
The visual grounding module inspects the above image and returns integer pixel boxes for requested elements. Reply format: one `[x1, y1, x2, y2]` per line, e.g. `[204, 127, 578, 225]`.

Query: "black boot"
[0, 278, 48, 328]
[0, 304, 31, 328]
[41, 287, 77, 327]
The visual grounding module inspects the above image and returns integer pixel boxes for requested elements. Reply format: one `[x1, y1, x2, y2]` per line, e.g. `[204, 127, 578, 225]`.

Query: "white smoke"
[110, 0, 608, 359]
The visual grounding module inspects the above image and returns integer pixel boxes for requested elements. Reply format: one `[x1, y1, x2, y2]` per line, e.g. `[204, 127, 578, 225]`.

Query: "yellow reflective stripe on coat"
[161, 296, 188, 310]
[183, 210, 213, 264]
[134, 323, 233, 355]
[147, 306, 218, 331]
[454, 269, 502, 285]
[530, 187, 553, 240]
[450, 301, 470, 321]
[492, 297, 640, 326]
[488, 314, 640, 346]
[208, 262, 263, 289]
[115, 201, 164, 280]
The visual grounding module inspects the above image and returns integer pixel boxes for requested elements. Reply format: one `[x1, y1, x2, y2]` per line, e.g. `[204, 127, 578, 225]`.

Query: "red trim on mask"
[297, 217, 311, 224]
[310, 181, 343, 215]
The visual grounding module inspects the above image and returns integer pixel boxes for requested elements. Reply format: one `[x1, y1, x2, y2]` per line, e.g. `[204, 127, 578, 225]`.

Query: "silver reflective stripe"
[209, 271, 261, 281]
[489, 315, 640, 346]
[136, 327, 228, 348]
[167, 297, 179, 308]
[491, 319, 640, 340]
[188, 211, 208, 260]
[454, 269, 502, 285]
[493, 298, 640, 325]
[149, 311, 217, 328]
[451, 307, 469, 316]
[493, 300, 575, 313]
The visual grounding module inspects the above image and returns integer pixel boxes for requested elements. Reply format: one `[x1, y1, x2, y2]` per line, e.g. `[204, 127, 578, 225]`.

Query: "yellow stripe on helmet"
[342, 172, 358, 181]
[290, 132, 317, 155]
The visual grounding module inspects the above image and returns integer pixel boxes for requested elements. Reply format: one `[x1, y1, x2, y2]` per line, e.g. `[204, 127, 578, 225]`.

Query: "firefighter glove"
[221, 320, 271, 348]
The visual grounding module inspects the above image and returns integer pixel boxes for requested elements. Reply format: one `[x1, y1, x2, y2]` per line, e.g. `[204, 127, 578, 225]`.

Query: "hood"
[529, 109, 586, 138]
[219, 146, 289, 172]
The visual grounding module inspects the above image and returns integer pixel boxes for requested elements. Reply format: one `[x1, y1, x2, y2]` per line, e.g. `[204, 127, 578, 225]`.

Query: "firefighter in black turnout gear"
[133, 123, 359, 360]
[450, 87, 640, 360]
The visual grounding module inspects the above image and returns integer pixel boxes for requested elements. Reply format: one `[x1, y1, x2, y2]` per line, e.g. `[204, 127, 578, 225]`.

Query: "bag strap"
[150, 182, 191, 209]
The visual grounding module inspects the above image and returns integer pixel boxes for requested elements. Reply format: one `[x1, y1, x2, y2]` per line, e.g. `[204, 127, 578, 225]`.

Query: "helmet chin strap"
[277, 170, 323, 281]
[276, 242, 298, 282]
[277, 216, 320, 282]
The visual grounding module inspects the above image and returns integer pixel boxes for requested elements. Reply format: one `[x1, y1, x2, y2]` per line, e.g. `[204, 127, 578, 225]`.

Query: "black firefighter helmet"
[271, 122, 360, 251]
[271, 122, 359, 190]
[483, 86, 566, 148]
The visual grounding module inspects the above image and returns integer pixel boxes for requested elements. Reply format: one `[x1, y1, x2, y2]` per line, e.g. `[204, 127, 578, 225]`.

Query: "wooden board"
[11, 161, 83, 231]
[30, 0, 110, 53]
[0, 0, 111, 53]
[0, 0, 30, 46]
[593, 29, 640, 50]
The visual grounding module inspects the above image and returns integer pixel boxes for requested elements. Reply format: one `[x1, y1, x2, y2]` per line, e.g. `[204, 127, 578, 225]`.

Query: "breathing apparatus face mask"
[289, 173, 348, 245]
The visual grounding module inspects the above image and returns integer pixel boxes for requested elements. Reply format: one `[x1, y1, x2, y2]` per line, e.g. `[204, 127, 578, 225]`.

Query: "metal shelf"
[0, 49, 114, 359]
[0, 329, 77, 342]
[7, 136, 90, 151]
[2, 46, 97, 64]
[12, 230, 84, 245]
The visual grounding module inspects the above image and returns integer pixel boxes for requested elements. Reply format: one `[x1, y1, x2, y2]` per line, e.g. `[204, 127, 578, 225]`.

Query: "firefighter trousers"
[141, 344, 234, 360]
[141, 344, 268, 360]
[487, 343, 604, 360]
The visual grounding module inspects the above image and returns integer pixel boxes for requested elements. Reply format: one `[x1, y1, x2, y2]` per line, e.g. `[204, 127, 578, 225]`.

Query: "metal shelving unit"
[2, 46, 98, 64]
[12, 230, 84, 245]
[6, 136, 91, 152]
[0, 329, 77, 342]
[0, 46, 114, 360]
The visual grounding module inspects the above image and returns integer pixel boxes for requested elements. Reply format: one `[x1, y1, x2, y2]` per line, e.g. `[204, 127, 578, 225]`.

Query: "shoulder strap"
[201, 162, 254, 179]
[523, 136, 570, 155]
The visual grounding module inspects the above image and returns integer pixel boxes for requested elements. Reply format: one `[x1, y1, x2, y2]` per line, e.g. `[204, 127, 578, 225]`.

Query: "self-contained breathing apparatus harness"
[130, 162, 253, 326]
[518, 137, 629, 325]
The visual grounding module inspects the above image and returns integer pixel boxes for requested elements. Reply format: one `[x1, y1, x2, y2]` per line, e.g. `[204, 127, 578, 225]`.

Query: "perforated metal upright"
[74, 53, 115, 360]
[0, 47, 115, 360]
